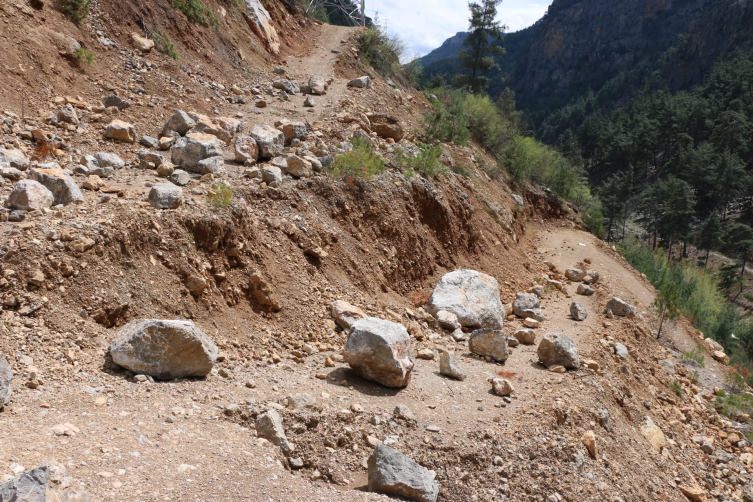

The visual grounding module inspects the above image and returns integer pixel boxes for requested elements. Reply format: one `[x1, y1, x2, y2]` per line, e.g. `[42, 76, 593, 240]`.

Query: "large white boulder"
[343, 317, 414, 388]
[427, 270, 504, 330]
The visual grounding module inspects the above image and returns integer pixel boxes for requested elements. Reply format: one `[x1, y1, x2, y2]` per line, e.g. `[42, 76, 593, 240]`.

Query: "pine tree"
[453, 0, 506, 94]
[655, 177, 695, 258]
[697, 212, 724, 266]
[724, 222, 753, 283]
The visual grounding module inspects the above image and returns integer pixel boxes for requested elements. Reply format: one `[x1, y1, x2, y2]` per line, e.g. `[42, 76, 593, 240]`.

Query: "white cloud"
[365, 0, 552, 60]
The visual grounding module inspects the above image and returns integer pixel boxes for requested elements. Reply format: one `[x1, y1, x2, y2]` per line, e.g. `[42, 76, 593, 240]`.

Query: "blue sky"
[365, 0, 553, 58]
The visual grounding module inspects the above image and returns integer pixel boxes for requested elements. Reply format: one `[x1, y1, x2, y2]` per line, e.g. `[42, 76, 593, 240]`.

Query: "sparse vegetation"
[682, 347, 706, 368]
[358, 21, 405, 80]
[74, 47, 94, 65]
[329, 137, 385, 184]
[59, 0, 91, 24]
[394, 144, 446, 177]
[715, 381, 753, 419]
[171, 0, 219, 28]
[152, 32, 179, 61]
[689, 370, 700, 384]
[669, 380, 683, 397]
[207, 183, 233, 209]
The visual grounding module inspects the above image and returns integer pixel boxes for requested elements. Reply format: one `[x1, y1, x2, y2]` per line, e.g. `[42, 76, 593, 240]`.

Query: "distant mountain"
[419, 32, 469, 66]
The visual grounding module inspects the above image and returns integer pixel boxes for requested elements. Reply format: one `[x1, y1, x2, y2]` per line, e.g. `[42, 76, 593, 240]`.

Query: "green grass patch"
[682, 347, 706, 368]
[171, 0, 219, 28]
[59, 0, 90, 24]
[75, 47, 94, 65]
[152, 32, 179, 61]
[207, 183, 233, 209]
[330, 137, 385, 184]
[669, 380, 683, 397]
[715, 391, 753, 420]
[394, 144, 446, 177]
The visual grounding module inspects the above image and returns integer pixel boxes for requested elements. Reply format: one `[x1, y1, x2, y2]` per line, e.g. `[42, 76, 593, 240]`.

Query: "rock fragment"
[438, 350, 466, 380]
[103, 119, 136, 143]
[427, 270, 505, 330]
[343, 317, 414, 388]
[330, 300, 366, 330]
[8, 180, 54, 211]
[570, 302, 587, 321]
[148, 183, 182, 209]
[367, 443, 439, 502]
[606, 297, 636, 318]
[256, 410, 293, 452]
[468, 329, 508, 362]
[491, 378, 513, 396]
[537, 333, 580, 369]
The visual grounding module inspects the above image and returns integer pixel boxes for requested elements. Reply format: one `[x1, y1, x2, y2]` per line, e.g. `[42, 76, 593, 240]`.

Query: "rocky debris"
[156, 163, 175, 177]
[162, 110, 196, 137]
[570, 302, 587, 321]
[524, 318, 540, 328]
[512, 292, 542, 319]
[438, 350, 466, 380]
[537, 333, 580, 369]
[30, 168, 83, 205]
[367, 444, 439, 502]
[243, 0, 282, 54]
[348, 76, 371, 88]
[148, 183, 183, 209]
[137, 149, 164, 169]
[109, 319, 218, 379]
[281, 122, 310, 144]
[565, 268, 586, 282]
[130, 32, 154, 52]
[103, 119, 136, 143]
[606, 297, 636, 318]
[168, 170, 190, 186]
[614, 343, 629, 359]
[597, 409, 612, 432]
[286, 393, 316, 410]
[250, 125, 284, 159]
[284, 155, 312, 178]
[659, 359, 675, 375]
[712, 350, 729, 365]
[0, 354, 12, 408]
[256, 410, 293, 452]
[172, 133, 224, 174]
[584, 271, 600, 284]
[640, 417, 666, 452]
[8, 180, 54, 211]
[512, 328, 536, 345]
[0, 463, 90, 502]
[101, 95, 131, 111]
[576, 284, 595, 296]
[0, 147, 30, 170]
[95, 152, 125, 169]
[141, 136, 159, 148]
[0, 166, 23, 181]
[343, 317, 414, 388]
[260, 166, 282, 187]
[394, 403, 416, 421]
[581, 431, 598, 459]
[678, 485, 706, 502]
[330, 300, 366, 329]
[189, 115, 241, 144]
[427, 270, 505, 330]
[273, 80, 300, 94]
[57, 103, 79, 125]
[435, 310, 461, 331]
[303, 96, 316, 107]
[468, 329, 508, 362]
[368, 114, 404, 141]
[185, 274, 207, 296]
[234, 135, 260, 164]
[491, 377, 513, 396]
[308, 75, 327, 95]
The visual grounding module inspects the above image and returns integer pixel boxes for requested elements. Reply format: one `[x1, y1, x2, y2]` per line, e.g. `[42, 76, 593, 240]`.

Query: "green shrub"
[59, 0, 90, 24]
[463, 93, 512, 152]
[330, 137, 385, 184]
[74, 47, 94, 65]
[583, 198, 604, 237]
[422, 91, 470, 146]
[171, 0, 219, 28]
[715, 388, 753, 419]
[359, 25, 405, 78]
[394, 144, 446, 177]
[152, 32, 179, 61]
[669, 380, 683, 397]
[682, 347, 706, 368]
[689, 370, 700, 384]
[207, 183, 233, 209]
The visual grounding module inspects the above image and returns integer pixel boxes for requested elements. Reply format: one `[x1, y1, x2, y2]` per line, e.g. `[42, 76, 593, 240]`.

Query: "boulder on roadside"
[130, 32, 155, 52]
[0, 463, 90, 502]
[162, 110, 196, 137]
[0, 147, 30, 170]
[148, 183, 182, 209]
[512, 292, 541, 318]
[368, 114, 404, 141]
[640, 417, 666, 452]
[468, 328, 508, 362]
[565, 268, 586, 282]
[309, 75, 327, 95]
[348, 76, 371, 88]
[250, 125, 284, 159]
[281, 122, 310, 144]
[260, 166, 282, 187]
[330, 300, 366, 330]
[0, 354, 12, 408]
[109, 319, 218, 379]
[57, 104, 79, 125]
[256, 409, 293, 452]
[577, 284, 595, 296]
[103, 119, 136, 143]
[537, 333, 580, 369]
[570, 302, 588, 321]
[171, 133, 224, 173]
[284, 155, 312, 178]
[343, 317, 414, 388]
[512, 328, 536, 345]
[427, 270, 505, 330]
[614, 343, 629, 359]
[491, 377, 513, 396]
[584, 270, 600, 284]
[273, 80, 300, 94]
[438, 350, 466, 380]
[168, 169, 190, 187]
[606, 297, 636, 318]
[8, 180, 54, 211]
[95, 152, 125, 169]
[29, 168, 83, 205]
[367, 443, 439, 502]
[0, 166, 23, 181]
[101, 94, 131, 111]
[234, 135, 260, 164]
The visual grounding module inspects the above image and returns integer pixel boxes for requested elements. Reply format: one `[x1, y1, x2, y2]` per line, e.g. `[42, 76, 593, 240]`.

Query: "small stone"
[468, 329, 508, 362]
[576, 284, 595, 296]
[104, 119, 136, 143]
[512, 328, 536, 345]
[148, 183, 182, 209]
[570, 302, 587, 321]
[581, 430, 598, 459]
[523, 318, 540, 328]
[416, 348, 434, 360]
[438, 350, 466, 380]
[256, 410, 293, 452]
[537, 333, 580, 369]
[491, 378, 513, 396]
[303, 96, 315, 107]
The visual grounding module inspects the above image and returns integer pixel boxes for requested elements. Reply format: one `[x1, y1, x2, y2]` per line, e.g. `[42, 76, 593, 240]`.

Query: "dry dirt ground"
[0, 5, 750, 502]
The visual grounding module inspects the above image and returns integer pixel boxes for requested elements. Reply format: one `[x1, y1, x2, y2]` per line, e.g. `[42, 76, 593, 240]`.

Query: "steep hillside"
[0, 2, 752, 502]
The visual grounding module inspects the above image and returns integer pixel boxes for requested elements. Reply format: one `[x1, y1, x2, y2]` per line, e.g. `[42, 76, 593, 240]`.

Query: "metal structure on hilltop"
[305, 0, 366, 27]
